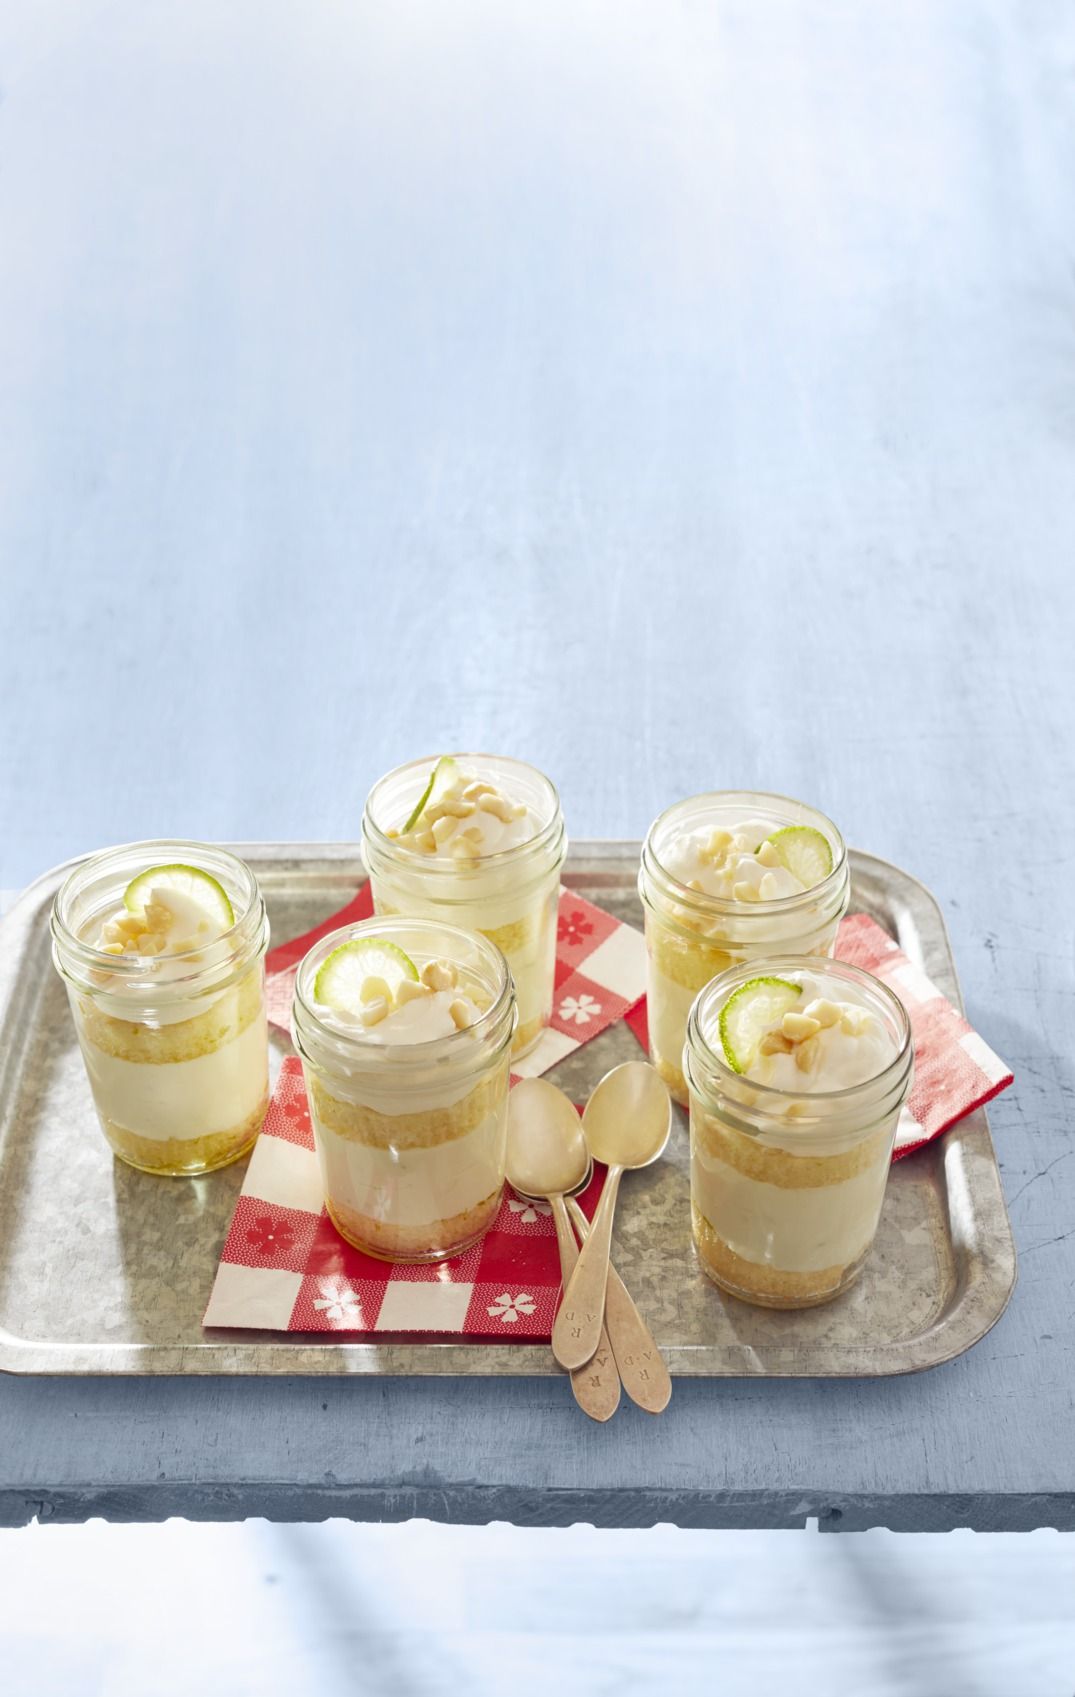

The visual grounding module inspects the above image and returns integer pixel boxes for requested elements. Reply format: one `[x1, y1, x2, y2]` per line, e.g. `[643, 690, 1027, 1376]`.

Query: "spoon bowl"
[506, 1078, 590, 1199]
[581, 1061, 672, 1169]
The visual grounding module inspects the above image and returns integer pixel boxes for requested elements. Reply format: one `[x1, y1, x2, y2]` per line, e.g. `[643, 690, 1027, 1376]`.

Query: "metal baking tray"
[0, 843, 1015, 1377]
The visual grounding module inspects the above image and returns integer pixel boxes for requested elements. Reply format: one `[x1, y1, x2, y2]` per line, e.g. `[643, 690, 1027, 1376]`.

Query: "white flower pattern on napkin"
[508, 1196, 553, 1224]
[487, 1291, 537, 1324]
[559, 992, 601, 1026]
[312, 1277, 361, 1324]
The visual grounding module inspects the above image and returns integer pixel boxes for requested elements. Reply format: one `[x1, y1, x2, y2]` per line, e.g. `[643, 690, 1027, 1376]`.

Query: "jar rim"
[686, 953, 913, 1110]
[51, 838, 267, 994]
[292, 914, 517, 1066]
[642, 790, 848, 919]
[362, 752, 565, 876]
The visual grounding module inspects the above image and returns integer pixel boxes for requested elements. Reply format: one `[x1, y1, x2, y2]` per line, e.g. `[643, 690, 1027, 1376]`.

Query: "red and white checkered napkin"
[831, 913, 1013, 1156]
[203, 884, 641, 1338]
[624, 912, 1013, 1159]
[262, 882, 648, 1078]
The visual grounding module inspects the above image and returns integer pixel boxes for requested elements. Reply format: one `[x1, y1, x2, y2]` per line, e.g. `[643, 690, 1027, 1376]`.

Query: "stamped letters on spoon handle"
[552, 1165, 623, 1371]
[566, 1196, 671, 1414]
[551, 1195, 620, 1423]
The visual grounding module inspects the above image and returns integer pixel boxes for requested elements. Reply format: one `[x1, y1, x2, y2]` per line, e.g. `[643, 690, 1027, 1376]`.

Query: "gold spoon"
[552, 1062, 671, 1373]
[507, 1079, 620, 1423]
[564, 1193, 671, 1414]
[510, 1077, 671, 1413]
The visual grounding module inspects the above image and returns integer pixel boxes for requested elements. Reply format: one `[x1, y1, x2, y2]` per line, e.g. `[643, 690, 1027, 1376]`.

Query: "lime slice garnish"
[123, 864, 234, 928]
[764, 826, 834, 889]
[313, 937, 419, 1013]
[402, 756, 460, 834]
[719, 976, 802, 1074]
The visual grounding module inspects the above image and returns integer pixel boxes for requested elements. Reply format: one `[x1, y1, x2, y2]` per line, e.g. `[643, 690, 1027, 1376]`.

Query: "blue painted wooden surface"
[1, 0, 1073, 1528]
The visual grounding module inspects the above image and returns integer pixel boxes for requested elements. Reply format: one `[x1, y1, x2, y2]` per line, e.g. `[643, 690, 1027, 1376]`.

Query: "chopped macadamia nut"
[427, 798, 475, 822]
[795, 1036, 820, 1073]
[759, 1030, 794, 1056]
[421, 959, 457, 992]
[803, 998, 841, 1029]
[782, 1011, 822, 1042]
[477, 794, 515, 823]
[394, 763, 537, 860]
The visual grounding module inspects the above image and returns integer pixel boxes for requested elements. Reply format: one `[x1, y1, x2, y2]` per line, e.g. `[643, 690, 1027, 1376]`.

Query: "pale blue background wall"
[3, 2, 1075, 1689]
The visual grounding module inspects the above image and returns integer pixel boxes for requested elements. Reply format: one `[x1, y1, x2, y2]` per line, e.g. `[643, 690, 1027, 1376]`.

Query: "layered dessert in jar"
[51, 843, 270, 1175]
[638, 791, 851, 1102]
[684, 958, 913, 1307]
[292, 916, 516, 1261]
[362, 755, 565, 1058]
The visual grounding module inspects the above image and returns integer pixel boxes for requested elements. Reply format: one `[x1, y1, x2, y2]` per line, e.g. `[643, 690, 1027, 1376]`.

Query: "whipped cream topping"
[325, 987, 483, 1045]
[95, 887, 227, 958]
[665, 820, 810, 903]
[730, 971, 898, 1094]
[394, 765, 535, 861]
[317, 955, 484, 1046]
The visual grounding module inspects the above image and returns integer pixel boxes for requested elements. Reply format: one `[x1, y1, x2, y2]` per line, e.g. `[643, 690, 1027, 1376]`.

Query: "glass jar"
[638, 791, 851, 1103]
[362, 754, 566, 1059]
[292, 916, 516, 1263]
[51, 840, 270, 1176]
[685, 956, 913, 1308]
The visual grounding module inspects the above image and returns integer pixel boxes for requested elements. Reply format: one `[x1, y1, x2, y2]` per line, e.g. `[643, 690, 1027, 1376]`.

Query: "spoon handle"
[566, 1197, 671, 1414]
[552, 1165, 623, 1370]
[551, 1196, 621, 1422]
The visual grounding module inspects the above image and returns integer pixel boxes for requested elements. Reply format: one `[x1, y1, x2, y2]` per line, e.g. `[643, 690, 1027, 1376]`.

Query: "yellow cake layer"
[691, 1104, 891, 1188]
[648, 922, 736, 994]
[511, 1010, 548, 1057]
[327, 1185, 502, 1262]
[480, 912, 542, 956]
[102, 1094, 268, 1175]
[373, 899, 550, 961]
[310, 1066, 507, 1151]
[692, 1204, 859, 1308]
[655, 1053, 689, 1105]
[648, 918, 839, 994]
[77, 966, 263, 1065]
